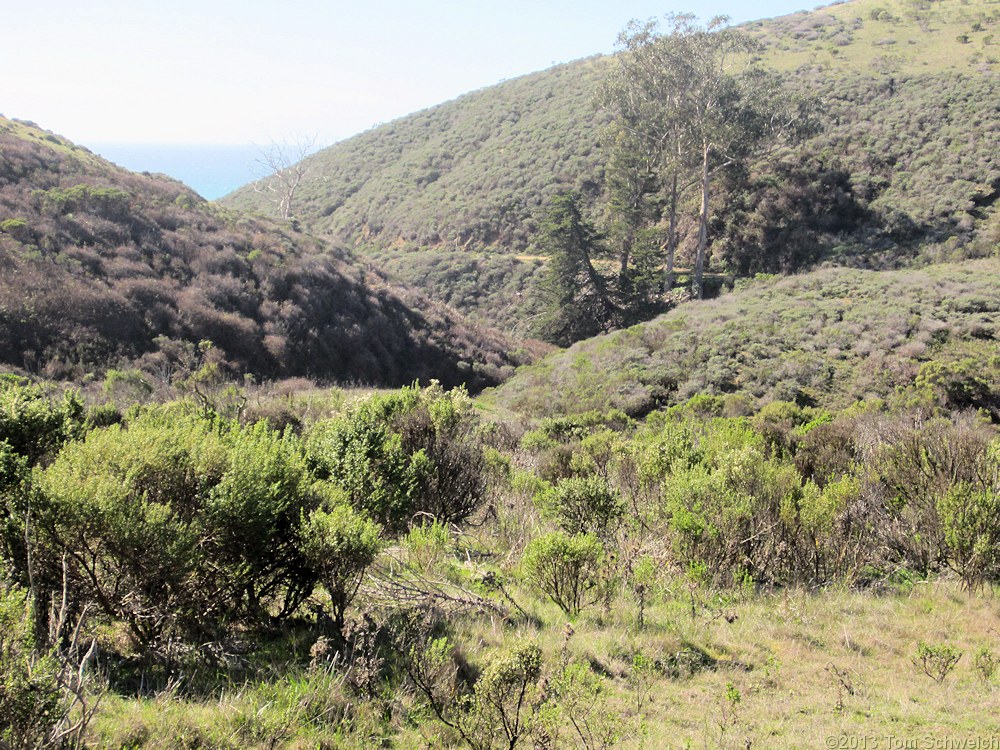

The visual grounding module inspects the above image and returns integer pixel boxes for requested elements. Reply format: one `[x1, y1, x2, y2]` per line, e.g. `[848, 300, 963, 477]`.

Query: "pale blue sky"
[3, 0, 820, 149]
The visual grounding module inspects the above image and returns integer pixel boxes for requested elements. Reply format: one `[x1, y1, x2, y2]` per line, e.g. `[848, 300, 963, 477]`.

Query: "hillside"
[222, 0, 1000, 331]
[0, 117, 531, 389]
[485, 258, 1000, 419]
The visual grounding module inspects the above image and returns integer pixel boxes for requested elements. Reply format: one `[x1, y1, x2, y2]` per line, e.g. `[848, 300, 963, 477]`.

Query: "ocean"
[86, 143, 264, 201]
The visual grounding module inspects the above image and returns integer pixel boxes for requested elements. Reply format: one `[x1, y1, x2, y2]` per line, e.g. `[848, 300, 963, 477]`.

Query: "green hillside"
[0, 117, 529, 389]
[751, 0, 1000, 74]
[222, 0, 1000, 331]
[485, 258, 1000, 419]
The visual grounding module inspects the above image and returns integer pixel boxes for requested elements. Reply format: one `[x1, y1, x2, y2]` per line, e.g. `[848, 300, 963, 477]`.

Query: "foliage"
[912, 641, 962, 683]
[0, 377, 84, 464]
[532, 192, 616, 346]
[934, 442, 1000, 589]
[455, 641, 542, 750]
[489, 260, 1000, 420]
[0, 576, 61, 748]
[307, 384, 488, 534]
[299, 502, 382, 632]
[604, 14, 807, 299]
[534, 476, 623, 538]
[0, 116, 523, 390]
[522, 532, 606, 617]
[36, 408, 321, 649]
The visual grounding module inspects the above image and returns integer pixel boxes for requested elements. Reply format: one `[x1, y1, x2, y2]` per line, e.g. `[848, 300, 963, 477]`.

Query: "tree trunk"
[662, 172, 679, 293]
[619, 233, 633, 292]
[694, 140, 710, 300]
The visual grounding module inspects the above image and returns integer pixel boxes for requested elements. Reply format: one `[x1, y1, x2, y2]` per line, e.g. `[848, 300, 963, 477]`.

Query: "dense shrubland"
[3, 1, 1000, 744]
[490, 258, 1000, 419]
[0, 117, 526, 389]
[223, 0, 1000, 332]
[2, 368, 999, 746]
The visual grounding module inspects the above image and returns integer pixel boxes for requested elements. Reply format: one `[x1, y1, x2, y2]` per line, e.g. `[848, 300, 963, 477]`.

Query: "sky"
[3, 0, 821, 146]
[2, 0, 817, 196]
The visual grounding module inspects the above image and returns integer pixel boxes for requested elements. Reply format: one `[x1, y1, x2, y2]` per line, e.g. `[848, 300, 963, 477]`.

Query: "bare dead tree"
[251, 137, 317, 221]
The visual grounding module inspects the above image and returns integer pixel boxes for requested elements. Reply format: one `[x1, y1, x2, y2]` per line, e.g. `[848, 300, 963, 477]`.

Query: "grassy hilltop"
[486, 258, 1000, 419]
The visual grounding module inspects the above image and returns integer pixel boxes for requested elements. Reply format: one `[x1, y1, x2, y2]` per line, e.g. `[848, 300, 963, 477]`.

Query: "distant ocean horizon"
[87, 143, 263, 200]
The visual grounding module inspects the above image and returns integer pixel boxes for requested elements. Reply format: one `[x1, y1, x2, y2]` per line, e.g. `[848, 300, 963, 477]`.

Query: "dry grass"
[757, 0, 1000, 75]
[439, 579, 1000, 749]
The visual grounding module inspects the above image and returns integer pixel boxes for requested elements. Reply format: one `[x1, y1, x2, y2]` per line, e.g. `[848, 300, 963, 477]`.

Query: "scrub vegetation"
[3, 0, 1000, 745]
[224, 0, 1000, 333]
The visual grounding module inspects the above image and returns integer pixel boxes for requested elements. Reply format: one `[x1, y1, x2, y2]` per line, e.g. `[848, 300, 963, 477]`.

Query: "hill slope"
[0, 117, 530, 389]
[222, 0, 1000, 331]
[484, 258, 1000, 418]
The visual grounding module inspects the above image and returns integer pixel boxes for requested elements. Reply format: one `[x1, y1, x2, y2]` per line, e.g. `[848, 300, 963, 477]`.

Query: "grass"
[0, 116, 109, 170]
[95, 578, 996, 750]
[753, 0, 1000, 75]
[432, 579, 1000, 749]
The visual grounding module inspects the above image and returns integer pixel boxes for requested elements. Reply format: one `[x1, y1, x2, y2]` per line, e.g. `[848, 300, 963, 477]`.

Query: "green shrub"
[0, 377, 84, 464]
[0, 217, 30, 242]
[0, 576, 61, 747]
[307, 385, 487, 534]
[38, 408, 322, 650]
[974, 646, 997, 683]
[458, 641, 543, 750]
[913, 641, 962, 683]
[534, 476, 623, 537]
[522, 531, 605, 617]
[936, 443, 1000, 589]
[300, 502, 382, 632]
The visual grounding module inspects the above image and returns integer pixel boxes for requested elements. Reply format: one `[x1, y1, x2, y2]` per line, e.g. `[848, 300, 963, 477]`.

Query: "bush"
[458, 641, 543, 750]
[522, 532, 605, 617]
[37, 407, 322, 650]
[0, 576, 61, 747]
[913, 641, 962, 683]
[0, 377, 84, 464]
[307, 385, 487, 534]
[300, 502, 383, 632]
[936, 441, 1000, 589]
[534, 476, 623, 537]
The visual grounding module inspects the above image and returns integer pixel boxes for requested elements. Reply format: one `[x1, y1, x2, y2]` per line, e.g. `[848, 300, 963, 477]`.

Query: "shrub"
[534, 476, 623, 537]
[974, 646, 997, 683]
[0, 575, 61, 747]
[468, 642, 542, 749]
[936, 459, 1000, 590]
[307, 385, 487, 534]
[913, 641, 962, 683]
[307, 395, 425, 535]
[0, 217, 30, 242]
[522, 532, 605, 617]
[0, 441, 33, 580]
[0, 377, 84, 464]
[37, 407, 322, 650]
[299, 502, 383, 632]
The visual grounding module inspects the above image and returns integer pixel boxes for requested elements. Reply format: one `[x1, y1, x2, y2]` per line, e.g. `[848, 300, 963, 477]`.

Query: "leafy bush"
[0, 377, 84, 464]
[936, 441, 1000, 589]
[913, 641, 962, 683]
[37, 407, 322, 649]
[307, 385, 487, 534]
[0, 575, 61, 748]
[534, 476, 623, 537]
[300, 502, 382, 632]
[522, 532, 605, 617]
